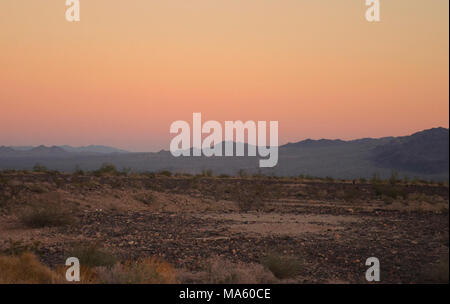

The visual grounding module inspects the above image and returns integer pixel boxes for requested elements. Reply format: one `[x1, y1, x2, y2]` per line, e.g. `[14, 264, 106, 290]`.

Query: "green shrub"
[19, 202, 73, 228]
[201, 169, 213, 177]
[32, 163, 48, 173]
[158, 170, 172, 177]
[93, 163, 119, 176]
[261, 253, 302, 279]
[68, 243, 117, 268]
[389, 171, 399, 186]
[373, 184, 407, 199]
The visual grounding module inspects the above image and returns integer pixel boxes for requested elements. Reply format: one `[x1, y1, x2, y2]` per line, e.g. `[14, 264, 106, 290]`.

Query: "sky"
[0, 0, 448, 152]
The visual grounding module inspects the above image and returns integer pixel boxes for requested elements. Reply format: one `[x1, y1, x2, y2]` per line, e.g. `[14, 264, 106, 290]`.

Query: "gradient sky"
[0, 0, 448, 151]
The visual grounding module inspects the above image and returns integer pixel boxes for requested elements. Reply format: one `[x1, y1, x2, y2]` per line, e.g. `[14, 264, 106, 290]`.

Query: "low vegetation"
[19, 201, 73, 228]
[68, 243, 117, 268]
[261, 253, 303, 279]
[177, 256, 276, 284]
[96, 257, 176, 284]
[0, 253, 57, 284]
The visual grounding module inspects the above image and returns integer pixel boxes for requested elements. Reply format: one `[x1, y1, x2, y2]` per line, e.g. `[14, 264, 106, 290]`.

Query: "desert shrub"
[178, 257, 275, 284]
[32, 163, 48, 173]
[233, 183, 267, 212]
[201, 169, 213, 177]
[119, 167, 131, 176]
[261, 253, 302, 279]
[158, 170, 172, 177]
[359, 177, 367, 184]
[133, 192, 155, 205]
[317, 189, 328, 199]
[371, 173, 382, 184]
[373, 184, 407, 199]
[3, 239, 41, 256]
[421, 256, 449, 283]
[68, 244, 117, 268]
[218, 174, 230, 178]
[0, 253, 57, 284]
[96, 257, 176, 284]
[74, 165, 84, 175]
[26, 184, 47, 194]
[19, 201, 73, 228]
[142, 172, 156, 179]
[93, 163, 119, 176]
[342, 188, 360, 201]
[389, 171, 399, 186]
[238, 169, 247, 178]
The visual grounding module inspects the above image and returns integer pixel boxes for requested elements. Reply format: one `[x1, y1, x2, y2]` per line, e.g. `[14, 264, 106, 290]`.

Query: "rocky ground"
[0, 171, 448, 283]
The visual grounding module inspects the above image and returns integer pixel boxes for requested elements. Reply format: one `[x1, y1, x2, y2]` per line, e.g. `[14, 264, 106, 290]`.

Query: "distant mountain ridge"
[59, 145, 129, 154]
[370, 127, 449, 174]
[1, 145, 129, 155]
[0, 127, 448, 180]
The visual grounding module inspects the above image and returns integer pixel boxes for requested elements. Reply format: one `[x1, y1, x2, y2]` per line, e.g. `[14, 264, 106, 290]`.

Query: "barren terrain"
[0, 170, 448, 283]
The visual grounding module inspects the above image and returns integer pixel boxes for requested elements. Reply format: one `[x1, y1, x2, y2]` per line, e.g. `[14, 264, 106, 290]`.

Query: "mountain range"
[0, 127, 448, 180]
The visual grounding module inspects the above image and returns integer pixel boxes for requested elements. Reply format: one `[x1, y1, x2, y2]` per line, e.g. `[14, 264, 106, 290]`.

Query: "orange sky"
[0, 0, 448, 151]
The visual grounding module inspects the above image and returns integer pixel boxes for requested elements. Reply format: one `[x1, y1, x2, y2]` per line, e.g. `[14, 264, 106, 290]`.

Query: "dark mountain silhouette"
[59, 145, 129, 154]
[282, 139, 346, 148]
[29, 145, 67, 155]
[0, 127, 448, 180]
[370, 127, 449, 174]
[6, 145, 128, 154]
[0, 146, 15, 154]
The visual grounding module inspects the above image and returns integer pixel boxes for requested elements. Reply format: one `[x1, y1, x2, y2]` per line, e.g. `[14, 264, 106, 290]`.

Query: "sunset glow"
[1, 0, 448, 151]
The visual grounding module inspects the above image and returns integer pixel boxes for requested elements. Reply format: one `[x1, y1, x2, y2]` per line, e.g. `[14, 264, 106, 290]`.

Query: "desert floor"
[0, 171, 448, 283]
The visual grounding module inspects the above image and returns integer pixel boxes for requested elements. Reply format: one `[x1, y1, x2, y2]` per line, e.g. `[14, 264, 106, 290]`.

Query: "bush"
[19, 202, 73, 228]
[68, 244, 117, 268]
[201, 169, 213, 177]
[261, 253, 302, 279]
[0, 253, 57, 284]
[420, 255, 449, 283]
[233, 184, 266, 212]
[371, 173, 381, 184]
[238, 169, 247, 178]
[158, 170, 172, 177]
[3, 239, 41, 256]
[93, 163, 119, 176]
[373, 184, 407, 199]
[389, 171, 399, 186]
[32, 163, 48, 173]
[178, 257, 275, 284]
[96, 257, 176, 284]
[133, 192, 155, 205]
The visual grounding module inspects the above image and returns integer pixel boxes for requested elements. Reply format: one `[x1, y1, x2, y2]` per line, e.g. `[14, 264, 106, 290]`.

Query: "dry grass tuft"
[423, 255, 449, 283]
[68, 243, 117, 268]
[177, 256, 276, 284]
[0, 253, 57, 284]
[96, 257, 176, 284]
[261, 253, 302, 279]
[19, 201, 73, 228]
